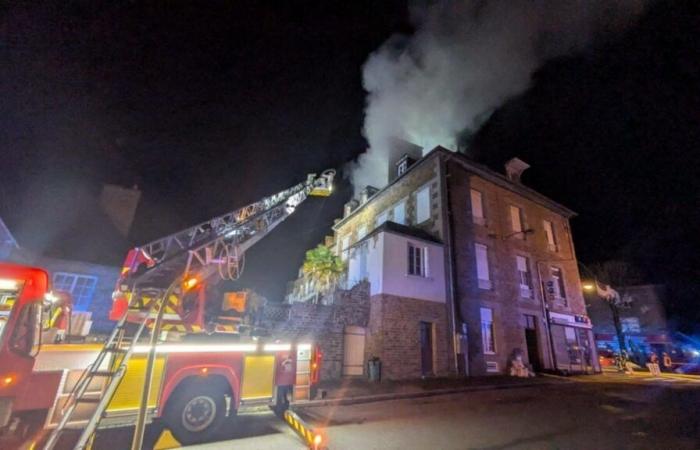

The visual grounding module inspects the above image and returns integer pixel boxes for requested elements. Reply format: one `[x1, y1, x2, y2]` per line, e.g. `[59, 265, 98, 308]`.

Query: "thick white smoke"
[351, 0, 646, 191]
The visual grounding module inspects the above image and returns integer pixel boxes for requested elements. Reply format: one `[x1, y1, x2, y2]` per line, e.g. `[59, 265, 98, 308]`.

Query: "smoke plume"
[350, 0, 647, 191]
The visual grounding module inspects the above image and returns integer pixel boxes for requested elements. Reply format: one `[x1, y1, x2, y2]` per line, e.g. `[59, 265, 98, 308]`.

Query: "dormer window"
[398, 159, 408, 176]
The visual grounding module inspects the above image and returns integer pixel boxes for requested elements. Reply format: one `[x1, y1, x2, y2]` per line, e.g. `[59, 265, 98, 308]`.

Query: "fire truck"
[0, 169, 334, 449]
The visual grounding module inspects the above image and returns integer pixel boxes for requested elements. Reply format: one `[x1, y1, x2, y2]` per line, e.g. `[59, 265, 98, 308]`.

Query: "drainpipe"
[439, 155, 461, 376]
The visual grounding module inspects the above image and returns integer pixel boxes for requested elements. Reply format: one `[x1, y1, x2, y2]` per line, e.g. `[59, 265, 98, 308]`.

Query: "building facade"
[289, 146, 598, 379]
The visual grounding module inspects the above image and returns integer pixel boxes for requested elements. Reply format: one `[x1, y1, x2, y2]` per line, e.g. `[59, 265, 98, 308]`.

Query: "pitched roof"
[334, 146, 575, 231]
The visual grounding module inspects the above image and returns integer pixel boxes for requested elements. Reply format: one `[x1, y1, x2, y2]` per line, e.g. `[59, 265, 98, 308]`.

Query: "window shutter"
[470, 189, 483, 219]
[475, 244, 489, 281]
[416, 186, 430, 223]
[510, 206, 522, 232]
[393, 201, 406, 225]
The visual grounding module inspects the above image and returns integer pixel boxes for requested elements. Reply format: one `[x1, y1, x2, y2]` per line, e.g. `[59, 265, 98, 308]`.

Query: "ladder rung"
[90, 371, 117, 377]
[77, 398, 101, 404]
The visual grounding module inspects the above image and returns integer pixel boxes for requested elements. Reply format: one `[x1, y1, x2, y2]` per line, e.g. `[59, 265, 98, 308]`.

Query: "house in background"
[289, 145, 598, 379]
[0, 184, 140, 334]
[586, 284, 672, 356]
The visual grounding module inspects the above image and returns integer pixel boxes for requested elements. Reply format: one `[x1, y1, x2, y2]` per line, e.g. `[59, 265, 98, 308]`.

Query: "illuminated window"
[475, 243, 491, 289]
[53, 272, 98, 309]
[470, 189, 485, 225]
[415, 186, 430, 223]
[481, 307, 496, 354]
[407, 243, 427, 277]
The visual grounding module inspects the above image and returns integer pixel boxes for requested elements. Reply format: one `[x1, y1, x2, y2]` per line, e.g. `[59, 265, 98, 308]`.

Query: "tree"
[301, 244, 346, 304]
[590, 260, 640, 353]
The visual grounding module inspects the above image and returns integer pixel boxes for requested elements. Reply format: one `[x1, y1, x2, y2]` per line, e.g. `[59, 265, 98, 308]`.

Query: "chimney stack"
[504, 158, 530, 183]
[343, 199, 359, 218]
[359, 186, 379, 205]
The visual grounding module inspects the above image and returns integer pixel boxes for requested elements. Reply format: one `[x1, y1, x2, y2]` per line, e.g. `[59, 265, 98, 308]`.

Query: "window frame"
[509, 205, 524, 236]
[550, 266, 567, 304]
[407, 242, 428, 277]
[480, 307, 496, 354]
[52, 272, 98, 309]
[516, 255, 533, 298]
[470, 189, 485, 225]
[393, 200, 407, 226]
[415, 185, 431, 224]
[475, 243, 491, 289]
[543, 220, 558, 252]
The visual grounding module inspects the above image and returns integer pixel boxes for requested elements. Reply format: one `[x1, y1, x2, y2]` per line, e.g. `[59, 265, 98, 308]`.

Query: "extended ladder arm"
[110, 169, 334, 321]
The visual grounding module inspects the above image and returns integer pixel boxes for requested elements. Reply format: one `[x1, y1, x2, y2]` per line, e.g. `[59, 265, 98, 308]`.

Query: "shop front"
[549, 312, 600, 374]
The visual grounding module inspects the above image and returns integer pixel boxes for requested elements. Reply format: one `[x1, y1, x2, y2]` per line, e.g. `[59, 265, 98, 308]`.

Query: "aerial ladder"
[43, 169, 335, 450]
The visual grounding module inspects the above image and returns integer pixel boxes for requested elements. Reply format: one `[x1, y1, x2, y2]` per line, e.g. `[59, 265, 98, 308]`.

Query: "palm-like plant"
[302, 244, 346, 303]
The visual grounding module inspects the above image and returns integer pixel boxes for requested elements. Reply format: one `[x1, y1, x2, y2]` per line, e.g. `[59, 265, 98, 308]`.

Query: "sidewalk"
[295, 375, 563, 408]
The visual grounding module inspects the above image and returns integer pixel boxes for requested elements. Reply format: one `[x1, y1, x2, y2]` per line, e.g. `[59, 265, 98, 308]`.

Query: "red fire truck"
[0, 169, 333, 449]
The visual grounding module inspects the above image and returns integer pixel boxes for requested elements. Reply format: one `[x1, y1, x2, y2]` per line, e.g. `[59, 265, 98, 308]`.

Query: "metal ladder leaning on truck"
[0, 169, 334, 450]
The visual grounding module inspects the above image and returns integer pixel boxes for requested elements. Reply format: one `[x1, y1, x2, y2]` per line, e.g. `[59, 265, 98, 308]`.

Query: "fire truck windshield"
[0, 278, 23, 343]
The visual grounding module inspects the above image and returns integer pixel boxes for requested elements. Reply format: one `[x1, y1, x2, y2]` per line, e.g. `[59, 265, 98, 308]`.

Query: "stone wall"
[366, 293, 450, 380]
[262, 281, 370, 380]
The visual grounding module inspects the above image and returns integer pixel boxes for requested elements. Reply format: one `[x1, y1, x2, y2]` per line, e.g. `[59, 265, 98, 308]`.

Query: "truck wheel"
[164, 381, 227, 445]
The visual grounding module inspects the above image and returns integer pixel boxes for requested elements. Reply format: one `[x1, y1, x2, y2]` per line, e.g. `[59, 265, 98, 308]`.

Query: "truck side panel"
[14, 371, 63, 411]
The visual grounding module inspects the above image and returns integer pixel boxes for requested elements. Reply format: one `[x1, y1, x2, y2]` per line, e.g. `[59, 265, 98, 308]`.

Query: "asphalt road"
[182, 376, 700, 450]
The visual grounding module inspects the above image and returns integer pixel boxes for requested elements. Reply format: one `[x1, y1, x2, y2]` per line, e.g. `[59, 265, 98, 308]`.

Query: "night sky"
[1, 1, 698, 330]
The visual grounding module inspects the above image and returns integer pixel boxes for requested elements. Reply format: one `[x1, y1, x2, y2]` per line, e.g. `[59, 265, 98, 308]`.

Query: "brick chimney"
[359, 186, 379, 204]
[99, 184, 141, 237]
[504, 158, 530, 183]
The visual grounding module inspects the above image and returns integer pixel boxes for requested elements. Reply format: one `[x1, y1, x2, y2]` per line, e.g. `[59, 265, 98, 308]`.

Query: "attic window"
[397, 159, 408, 176]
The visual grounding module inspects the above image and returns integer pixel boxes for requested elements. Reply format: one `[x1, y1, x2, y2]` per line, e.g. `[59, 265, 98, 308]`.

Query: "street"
[180, 375, 700, 450]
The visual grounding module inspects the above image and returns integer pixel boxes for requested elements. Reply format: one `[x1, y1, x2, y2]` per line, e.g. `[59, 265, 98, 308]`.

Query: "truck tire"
[164, 380, 228, 445]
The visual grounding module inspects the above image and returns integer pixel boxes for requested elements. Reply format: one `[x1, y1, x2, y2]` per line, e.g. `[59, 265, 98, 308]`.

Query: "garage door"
[343, 326, 366, 376]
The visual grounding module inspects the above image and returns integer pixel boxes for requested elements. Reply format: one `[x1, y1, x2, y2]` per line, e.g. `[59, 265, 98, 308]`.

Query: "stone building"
[290, 145, 598, 379]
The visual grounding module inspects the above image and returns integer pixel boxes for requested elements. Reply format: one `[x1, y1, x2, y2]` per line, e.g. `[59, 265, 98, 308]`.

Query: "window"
[393, 201, 406, 225]
[357, 225, 368, 240]
[470, 189, 485, 225]
[543, 220, 558, 251]
[397, 160, 408, 176]
[408, 243, 427, 277]
[337, 235, 351, 261]
[550, 267, 566, 303]
[516, 255, 533, 298]
[376, 210, 389, 228]
[510, 205, 524, 235]
[53, 272, 98, 309]
[481, 307, 496, 354]
[475, 243, 491, 289]
[416, 186, 431, 223]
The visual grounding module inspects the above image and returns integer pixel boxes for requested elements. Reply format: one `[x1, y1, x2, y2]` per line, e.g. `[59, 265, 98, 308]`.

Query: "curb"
[294, 379, 563, 408]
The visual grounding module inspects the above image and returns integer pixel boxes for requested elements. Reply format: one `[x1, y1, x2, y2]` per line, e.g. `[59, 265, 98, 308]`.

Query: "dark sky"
[1, 1, 698, 329]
